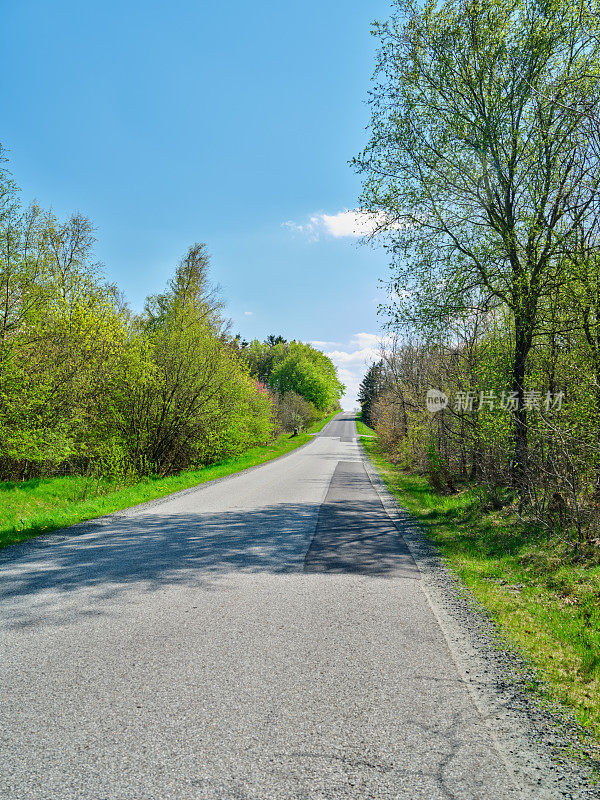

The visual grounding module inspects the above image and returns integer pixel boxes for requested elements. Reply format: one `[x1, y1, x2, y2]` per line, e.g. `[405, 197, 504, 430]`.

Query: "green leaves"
[267, 342, 344, 412]
[356, 0, 600, 487]
[242, 337, 344, 418]
[0, 169, 278, 479]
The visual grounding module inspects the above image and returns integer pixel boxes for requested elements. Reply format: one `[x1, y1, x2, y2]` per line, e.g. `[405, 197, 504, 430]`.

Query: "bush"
[274, 391, 320, 432]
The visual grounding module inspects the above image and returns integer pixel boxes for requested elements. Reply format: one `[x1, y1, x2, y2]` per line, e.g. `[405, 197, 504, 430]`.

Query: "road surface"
[0, 414, 542, 798]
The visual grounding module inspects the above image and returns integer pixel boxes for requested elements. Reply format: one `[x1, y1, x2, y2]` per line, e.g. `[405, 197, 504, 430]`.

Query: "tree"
[244, 338, 289, 384]
[266, 334, 287, 346]
[354, 0, 600, 490]
[118, 244, 275, 474]
[268, 342, 344, 411]
[358, 361, 386, 427]
[0, 165, 132, 477]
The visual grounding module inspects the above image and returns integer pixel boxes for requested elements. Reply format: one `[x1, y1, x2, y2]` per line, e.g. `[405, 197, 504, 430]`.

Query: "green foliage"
[268, 341, 344, 411]
[0, 155, 277, 481]
[355, 0, 600, 487]
[244, 338, 289, 384]
[0, 178, 132, 475]
[243, 336, 344, 420]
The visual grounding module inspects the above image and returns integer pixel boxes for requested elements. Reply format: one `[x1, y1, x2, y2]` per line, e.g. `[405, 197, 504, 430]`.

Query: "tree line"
[356, 0, 600, 544]
[0, 151, 343, 481]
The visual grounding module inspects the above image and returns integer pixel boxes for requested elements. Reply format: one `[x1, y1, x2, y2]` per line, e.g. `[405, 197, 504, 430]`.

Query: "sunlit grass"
[361, 436, 600, 741]
[355, 411, 376, 436]
[0, 411, 338, 550]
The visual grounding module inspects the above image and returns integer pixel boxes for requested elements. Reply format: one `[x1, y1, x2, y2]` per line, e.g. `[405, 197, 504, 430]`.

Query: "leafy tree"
[117, 244, 275, 474]
[0, 167, 131, 476]
[354, 0, 600, 488]
[358, 361, 386, 427]
[268, 342, 344, 411]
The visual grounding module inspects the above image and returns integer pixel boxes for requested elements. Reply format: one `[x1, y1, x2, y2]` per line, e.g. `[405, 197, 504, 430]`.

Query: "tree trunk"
[511, 322, 530, 494]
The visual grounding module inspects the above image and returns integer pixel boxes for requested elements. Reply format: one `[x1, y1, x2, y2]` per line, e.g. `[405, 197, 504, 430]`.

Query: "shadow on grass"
[0, 434, 322, 550]
[0, 477, 45, 492]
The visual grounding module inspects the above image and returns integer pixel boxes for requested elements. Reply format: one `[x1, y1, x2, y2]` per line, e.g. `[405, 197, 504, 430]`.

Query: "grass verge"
[361, 435, 600, 741]
[355, 411, 376, 436]
[0, 411, 338, 551]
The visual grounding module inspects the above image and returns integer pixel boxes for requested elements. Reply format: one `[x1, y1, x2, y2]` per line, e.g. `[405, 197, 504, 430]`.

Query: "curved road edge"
[0, 412, 347, 565]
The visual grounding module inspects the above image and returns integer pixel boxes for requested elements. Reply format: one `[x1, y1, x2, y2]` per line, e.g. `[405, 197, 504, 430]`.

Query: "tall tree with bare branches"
[354, 0, 600, 489]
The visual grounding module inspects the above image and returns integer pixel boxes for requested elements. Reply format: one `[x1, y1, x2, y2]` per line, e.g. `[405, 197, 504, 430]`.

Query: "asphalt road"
[0, 414, 534, 798]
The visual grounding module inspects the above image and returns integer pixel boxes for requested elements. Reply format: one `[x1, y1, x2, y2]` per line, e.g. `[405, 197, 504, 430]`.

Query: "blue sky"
[1, 0, 393, 406]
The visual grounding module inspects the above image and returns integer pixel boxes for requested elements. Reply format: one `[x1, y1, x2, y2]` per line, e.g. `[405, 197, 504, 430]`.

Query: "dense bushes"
[242, 338, 343, 431]
[0, 151, 344, 479]
[0, 158, 276, 479]
[362, 321, 600, 546]
[273, 391, 321, 432]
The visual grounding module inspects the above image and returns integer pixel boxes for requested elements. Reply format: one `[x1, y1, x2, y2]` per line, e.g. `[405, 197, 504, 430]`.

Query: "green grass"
[361, 436, 600, 741]
[355, 411, 376, 436]
[0, 411, 338, 551]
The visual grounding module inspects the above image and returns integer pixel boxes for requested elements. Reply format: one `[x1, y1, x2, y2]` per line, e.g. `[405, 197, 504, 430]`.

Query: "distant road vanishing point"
[0, 414, 546, 799]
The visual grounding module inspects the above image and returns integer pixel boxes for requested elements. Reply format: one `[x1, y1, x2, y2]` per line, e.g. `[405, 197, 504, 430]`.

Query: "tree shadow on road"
[0, 495, 417, 629]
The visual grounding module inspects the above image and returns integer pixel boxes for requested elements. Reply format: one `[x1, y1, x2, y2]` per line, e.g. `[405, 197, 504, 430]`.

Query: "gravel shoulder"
[362, 448, 600, 799]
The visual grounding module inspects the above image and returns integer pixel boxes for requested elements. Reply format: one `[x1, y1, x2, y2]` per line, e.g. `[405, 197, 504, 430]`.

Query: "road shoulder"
[360, 442, 600, 799]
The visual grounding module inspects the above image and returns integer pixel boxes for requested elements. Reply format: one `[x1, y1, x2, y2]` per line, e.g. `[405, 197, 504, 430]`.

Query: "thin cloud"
[282, 209, 402, 241]
[310, 339, 342, 348]
[311, 332, 391, 408]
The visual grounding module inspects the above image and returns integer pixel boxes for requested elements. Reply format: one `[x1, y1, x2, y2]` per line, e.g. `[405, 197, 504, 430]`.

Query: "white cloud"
[244, 311, 253, 316]
[310, 339, 342, 348]
[320, 210, 389, 238]
[311, 332, 391, 409]
[282, 209, 401, 241]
